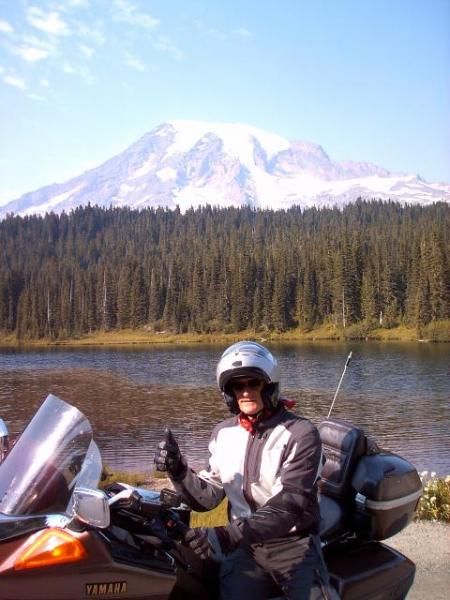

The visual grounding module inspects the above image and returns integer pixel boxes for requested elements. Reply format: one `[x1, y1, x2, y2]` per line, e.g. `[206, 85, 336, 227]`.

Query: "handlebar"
[104, 483, 191, 542]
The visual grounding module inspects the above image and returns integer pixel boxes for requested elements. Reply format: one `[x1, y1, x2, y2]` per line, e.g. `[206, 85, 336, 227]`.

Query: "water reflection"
[0, 342, 448, 476]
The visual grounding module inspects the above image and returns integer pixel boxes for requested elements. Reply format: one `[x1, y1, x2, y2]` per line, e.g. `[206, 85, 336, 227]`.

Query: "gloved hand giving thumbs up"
[154, 428, 187, 480]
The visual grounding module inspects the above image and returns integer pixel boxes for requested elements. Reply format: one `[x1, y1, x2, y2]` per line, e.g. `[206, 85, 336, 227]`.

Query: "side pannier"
[351, 452, 422, 540]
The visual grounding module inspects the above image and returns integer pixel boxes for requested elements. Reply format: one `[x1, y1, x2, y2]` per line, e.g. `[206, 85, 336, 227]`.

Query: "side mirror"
[72, 487, 110, 529]
[0, 418, 9, 464]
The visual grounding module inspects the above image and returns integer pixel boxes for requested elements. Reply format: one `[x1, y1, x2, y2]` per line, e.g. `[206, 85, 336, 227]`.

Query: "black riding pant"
[219, 534, 337, 600]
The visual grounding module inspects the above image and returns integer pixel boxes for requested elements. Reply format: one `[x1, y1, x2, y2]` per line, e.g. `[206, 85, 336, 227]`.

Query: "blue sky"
[0, 0, 449, 205]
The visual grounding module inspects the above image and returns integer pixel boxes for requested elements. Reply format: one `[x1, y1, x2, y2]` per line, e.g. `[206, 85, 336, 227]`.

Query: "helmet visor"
[223, 367, 269, 395]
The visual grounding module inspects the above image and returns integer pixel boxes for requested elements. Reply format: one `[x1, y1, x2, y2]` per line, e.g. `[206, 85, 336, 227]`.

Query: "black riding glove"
[183, 525, 242, 561]
[154, 428, 187, 480]
[182, 527, 211, 559]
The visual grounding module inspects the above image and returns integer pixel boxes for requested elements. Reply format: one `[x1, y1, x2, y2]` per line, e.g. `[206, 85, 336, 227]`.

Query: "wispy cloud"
[154, 36, 183, 60]
[234, 27, 252, 38]
[124, 51, 146, 71]
[79, 43, 95, 58]
[191, 19, 226, 40]
[9, 35, 57, 63]
[26, 6, 70, 36]
[28, 92, 46, 101]
[12, 45, 51, 62]
[63, 62, 95, 84]
[113, 0, 159, 29]
[190, 19, 251, 42]
[64, 0, 91, 8]
[0, 19, 14, 34]
[75, 21, 106, 45]
[0, 0, 182, 95]
[54, 0, 91, 10]
[63, 62, 76, 75]
[63, 62, 76, 74]
[3, 74, 27, 90]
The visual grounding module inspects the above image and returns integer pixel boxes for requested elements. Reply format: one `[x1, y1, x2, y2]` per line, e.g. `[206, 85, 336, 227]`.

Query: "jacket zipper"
[243, 430, 266, 511]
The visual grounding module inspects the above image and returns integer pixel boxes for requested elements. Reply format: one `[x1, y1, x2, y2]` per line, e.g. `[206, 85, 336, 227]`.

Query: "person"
[154, 341, 335, 599]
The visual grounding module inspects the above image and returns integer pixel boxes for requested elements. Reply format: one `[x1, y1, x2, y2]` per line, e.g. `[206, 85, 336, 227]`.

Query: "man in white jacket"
[155, 341, 334, 599]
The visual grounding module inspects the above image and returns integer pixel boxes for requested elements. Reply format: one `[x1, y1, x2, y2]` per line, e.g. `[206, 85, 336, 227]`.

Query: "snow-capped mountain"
[1, 120, 449, 218]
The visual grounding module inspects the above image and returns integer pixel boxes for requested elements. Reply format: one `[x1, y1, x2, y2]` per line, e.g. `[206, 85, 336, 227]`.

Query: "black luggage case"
[351, 453, 422, 540]
[324, 539, 415, 600]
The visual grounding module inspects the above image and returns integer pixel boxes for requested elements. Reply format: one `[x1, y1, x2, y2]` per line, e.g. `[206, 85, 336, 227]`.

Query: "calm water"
[0, 342, 448, 475]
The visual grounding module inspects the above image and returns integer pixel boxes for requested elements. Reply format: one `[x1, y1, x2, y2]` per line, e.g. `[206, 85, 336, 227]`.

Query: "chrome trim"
[364, 488, 423, 511]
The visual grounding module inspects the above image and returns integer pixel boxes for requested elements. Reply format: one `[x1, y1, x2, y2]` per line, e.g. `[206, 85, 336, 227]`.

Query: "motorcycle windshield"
[0, 394, 99, 516]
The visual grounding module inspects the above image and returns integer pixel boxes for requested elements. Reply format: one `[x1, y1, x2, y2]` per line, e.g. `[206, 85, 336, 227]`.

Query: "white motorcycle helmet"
[216, 341, 281, 414]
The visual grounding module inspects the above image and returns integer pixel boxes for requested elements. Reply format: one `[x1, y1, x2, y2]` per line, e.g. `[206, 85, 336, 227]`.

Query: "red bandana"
[238, 398, 296, 434]
[280, 397, 296, 409]
[239, 409, 273, 435]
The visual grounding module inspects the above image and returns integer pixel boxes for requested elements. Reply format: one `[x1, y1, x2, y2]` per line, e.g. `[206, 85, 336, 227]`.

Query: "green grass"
[101, 465, 150, 488]
[2, 321, 449, 346]
[419, 320, 450, 343]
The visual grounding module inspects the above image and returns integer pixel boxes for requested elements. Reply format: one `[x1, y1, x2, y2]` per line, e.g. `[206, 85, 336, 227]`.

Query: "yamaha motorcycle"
[0, 394, 422, 599]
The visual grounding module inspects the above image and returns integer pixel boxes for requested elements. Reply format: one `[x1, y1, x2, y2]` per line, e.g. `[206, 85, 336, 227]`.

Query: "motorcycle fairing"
[0, 394, 101, 518]
[0, 514, 69, 543]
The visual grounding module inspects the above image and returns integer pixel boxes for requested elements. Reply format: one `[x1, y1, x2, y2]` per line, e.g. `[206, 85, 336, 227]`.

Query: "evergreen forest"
[0, 200, 448, 340]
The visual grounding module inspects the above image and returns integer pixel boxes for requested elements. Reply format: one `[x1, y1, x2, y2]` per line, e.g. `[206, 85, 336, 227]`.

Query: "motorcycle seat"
[318, 417, 366, 502]
[319, 493, 345, 540]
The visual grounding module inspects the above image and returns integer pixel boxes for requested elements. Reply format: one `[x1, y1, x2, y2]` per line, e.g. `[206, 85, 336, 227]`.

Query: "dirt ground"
[387, 520, 450, 599]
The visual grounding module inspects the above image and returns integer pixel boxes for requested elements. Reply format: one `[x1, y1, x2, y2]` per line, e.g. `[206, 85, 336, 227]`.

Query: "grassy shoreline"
[1, 321, 449, 347]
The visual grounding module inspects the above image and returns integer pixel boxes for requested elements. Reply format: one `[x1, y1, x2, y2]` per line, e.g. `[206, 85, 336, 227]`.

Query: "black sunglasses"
[231, 378, 264, 392]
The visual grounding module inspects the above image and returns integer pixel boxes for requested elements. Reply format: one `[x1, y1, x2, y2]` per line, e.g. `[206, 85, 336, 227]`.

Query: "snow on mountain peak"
[166, 119, 290, 164]
[0, 120, 448, 218]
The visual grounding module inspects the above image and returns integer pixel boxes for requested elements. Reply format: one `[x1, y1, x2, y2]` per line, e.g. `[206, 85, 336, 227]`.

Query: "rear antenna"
[327, 351, 352, 418]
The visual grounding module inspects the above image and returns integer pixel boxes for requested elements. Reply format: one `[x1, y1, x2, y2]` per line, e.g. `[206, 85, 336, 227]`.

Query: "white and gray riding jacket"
[172, 406, 323, 546]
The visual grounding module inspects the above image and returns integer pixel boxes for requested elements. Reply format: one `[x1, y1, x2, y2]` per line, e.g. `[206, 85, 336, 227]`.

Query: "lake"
[0, 342, 448, 476]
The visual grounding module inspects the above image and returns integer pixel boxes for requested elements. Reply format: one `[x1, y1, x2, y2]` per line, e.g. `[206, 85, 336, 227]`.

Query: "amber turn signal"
[14, 528, 87, 570]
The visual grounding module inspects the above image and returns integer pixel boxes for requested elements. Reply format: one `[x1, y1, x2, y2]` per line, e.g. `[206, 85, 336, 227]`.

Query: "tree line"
[0, 200, 448, 339]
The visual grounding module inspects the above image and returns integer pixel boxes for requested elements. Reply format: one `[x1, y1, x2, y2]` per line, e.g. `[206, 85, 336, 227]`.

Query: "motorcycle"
[0, 394, 422, 599]
[0, 419, 8, 465]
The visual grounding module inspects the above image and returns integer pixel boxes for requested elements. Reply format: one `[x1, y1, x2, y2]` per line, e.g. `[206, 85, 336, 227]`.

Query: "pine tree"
[190, 257, 205, 332]
[147, 267, 162, 326]
[0, 202, 448, 340]
[130, 263, 147, 327]
[297, 262, 318, 329]
[98, 265, 116, 331]
[427, 230, 449, 320]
